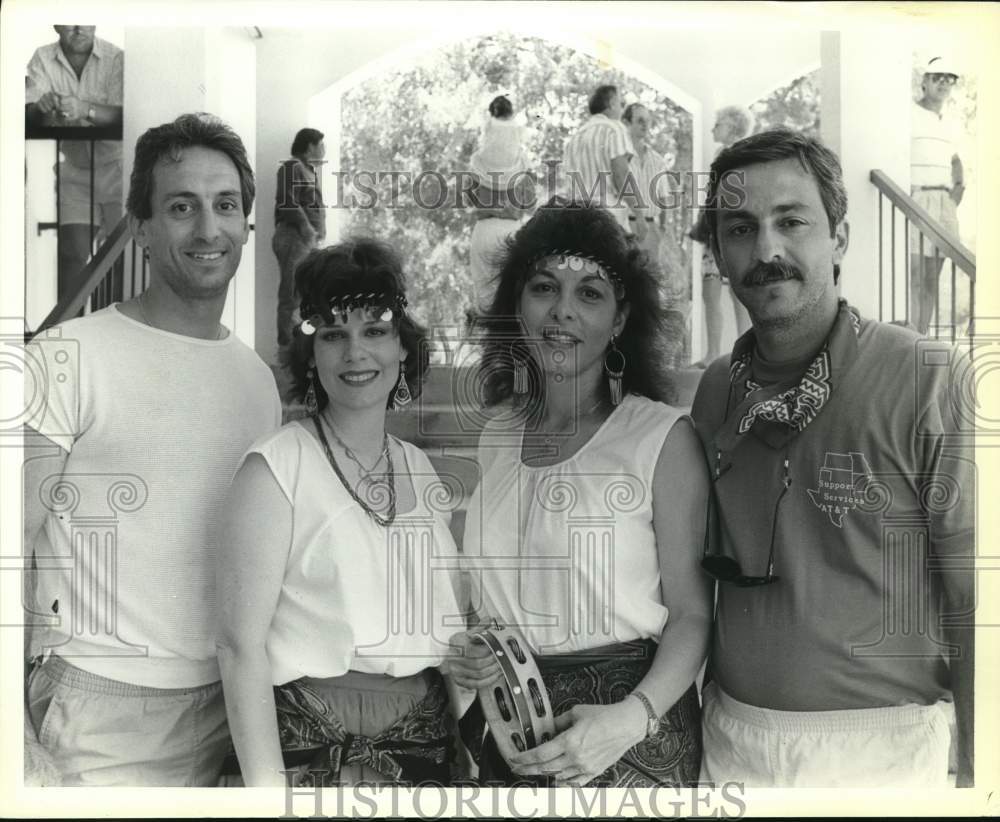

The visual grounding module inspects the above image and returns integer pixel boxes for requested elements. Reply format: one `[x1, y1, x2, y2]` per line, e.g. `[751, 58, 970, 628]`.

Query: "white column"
[821, 30, 911, 321]
[123, 28, 257, 348]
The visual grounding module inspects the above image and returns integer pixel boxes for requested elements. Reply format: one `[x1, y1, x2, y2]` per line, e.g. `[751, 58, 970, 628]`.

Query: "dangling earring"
[305, 367, 318, 415]
[392, 362, 412, 410]
[604, 334, 626, 406]
[511, 343, 528, 395]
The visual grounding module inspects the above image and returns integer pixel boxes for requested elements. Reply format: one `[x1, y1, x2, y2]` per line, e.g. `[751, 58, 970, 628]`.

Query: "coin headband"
[299, 292, 408, 335]
[529, 251, 625, 298]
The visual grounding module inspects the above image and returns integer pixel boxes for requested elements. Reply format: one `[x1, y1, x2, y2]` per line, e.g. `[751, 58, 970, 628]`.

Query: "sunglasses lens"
[701, 555, 742, 581]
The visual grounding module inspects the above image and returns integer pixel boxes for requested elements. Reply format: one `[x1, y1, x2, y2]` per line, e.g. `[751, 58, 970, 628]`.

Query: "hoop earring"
[604, 334, 626, 406]
[511, 343, 528, 395]
[305, 367, 319, 415]
[392, 362, 412, 410]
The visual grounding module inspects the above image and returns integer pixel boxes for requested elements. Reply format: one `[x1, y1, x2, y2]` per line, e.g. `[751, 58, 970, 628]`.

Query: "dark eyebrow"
[772, 202, 812, 214]
[528, 269, 611, 288]
[579, 274, 613, 287]
[162, 189, 242, 200]
[718, 202, 813, 222]
[717, 208, 757, 224]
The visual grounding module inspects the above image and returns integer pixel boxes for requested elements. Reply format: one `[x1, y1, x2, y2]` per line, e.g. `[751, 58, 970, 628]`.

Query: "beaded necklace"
[312, 415, 396, 527]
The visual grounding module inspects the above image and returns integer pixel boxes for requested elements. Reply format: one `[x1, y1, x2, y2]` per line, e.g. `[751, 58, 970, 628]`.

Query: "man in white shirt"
[563, 85, 645, 241]
[622, 103, 670, 264]
[23, 113, 282, 786]
[909, 56, 964, 335]
[25, 26, 124, 307]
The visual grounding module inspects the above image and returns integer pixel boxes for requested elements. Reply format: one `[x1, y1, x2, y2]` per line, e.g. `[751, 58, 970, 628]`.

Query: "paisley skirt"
[466, 639, 702, 787]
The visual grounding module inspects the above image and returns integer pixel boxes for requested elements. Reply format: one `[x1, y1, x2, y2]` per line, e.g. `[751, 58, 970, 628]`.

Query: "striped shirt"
[563, 114, 634, 230]
[26, 36, 123, 169]
[630, 145, 670, 220]
[911, 101, 958, 188]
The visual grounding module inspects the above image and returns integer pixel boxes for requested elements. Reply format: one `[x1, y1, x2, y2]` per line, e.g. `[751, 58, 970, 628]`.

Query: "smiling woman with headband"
[216, 239, 464, 787]
[447, 199, 710, 787]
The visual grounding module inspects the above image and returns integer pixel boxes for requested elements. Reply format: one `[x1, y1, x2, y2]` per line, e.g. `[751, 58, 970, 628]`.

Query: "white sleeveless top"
[462, 394, 686, 654]
[244, 423, 463, 684]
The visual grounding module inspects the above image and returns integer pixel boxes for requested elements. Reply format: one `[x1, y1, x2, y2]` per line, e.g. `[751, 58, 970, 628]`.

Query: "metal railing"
[25, 127, 136, 332]
[870, 169, 976, 344]
[35, 216, 140, 333]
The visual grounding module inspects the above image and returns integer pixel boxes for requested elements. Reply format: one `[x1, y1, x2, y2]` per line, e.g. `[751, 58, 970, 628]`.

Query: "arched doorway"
[309, 31, 698, 365]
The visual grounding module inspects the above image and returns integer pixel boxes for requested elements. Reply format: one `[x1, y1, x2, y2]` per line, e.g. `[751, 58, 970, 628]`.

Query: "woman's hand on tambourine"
[507, 699, 648, 786]
[442, 630, 503, 690]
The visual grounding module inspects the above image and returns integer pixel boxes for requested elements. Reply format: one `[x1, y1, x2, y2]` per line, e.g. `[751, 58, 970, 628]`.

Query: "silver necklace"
[320, 412, 390, 478]
[313, 414, 396, 527]
[137, 293, 224, 340]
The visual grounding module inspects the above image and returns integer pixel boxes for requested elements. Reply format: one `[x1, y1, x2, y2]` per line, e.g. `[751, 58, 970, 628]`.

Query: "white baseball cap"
[924, 56, 960, 78]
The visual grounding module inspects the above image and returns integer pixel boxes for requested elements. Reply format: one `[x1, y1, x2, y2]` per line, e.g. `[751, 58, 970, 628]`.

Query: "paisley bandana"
[716, 300, 862, 452]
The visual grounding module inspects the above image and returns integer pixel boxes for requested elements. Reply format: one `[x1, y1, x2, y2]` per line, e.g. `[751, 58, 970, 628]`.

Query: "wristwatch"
[87, 105, 96, 122]
[630, 690, 660, 738]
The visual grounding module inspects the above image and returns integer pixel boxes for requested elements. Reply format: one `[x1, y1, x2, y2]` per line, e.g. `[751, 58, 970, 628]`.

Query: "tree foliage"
[339, 33, 693, 333]
[750, 69, 821, 136]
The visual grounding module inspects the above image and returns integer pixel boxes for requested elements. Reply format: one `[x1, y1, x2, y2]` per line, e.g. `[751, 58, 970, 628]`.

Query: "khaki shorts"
[910, 188, 959, 254]
[27, 654, 230, 786]
[699, 681, 952, 788]
[58, 160, 123, 227]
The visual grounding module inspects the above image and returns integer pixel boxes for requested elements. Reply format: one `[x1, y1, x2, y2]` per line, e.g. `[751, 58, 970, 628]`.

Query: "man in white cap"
[909, 56, 964, 335]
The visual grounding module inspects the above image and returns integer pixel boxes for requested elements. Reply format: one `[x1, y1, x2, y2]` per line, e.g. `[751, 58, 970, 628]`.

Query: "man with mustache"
[690, 130, 974, 787]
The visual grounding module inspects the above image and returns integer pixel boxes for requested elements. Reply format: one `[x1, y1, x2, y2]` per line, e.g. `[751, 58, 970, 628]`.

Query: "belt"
[628, 216, 656, 222]
[912, 185, 951, 192]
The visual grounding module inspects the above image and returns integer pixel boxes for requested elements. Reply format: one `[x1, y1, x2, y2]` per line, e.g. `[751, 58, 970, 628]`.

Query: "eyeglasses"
[700, 452, 791, 587]
[927, 73, 958, 86]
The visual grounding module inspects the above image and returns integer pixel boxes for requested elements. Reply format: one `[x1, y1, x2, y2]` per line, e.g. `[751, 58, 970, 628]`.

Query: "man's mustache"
[741, 259, 803, 286]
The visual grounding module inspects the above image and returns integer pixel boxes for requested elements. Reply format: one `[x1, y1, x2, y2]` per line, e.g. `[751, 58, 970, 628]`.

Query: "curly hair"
[478, 198, 674, 408]
[283, 238, 430, 412]
[127, 112, 255, 220]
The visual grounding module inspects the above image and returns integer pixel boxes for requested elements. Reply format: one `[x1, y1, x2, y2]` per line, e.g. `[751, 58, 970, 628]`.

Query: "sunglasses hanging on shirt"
[700, 451, 791, 587]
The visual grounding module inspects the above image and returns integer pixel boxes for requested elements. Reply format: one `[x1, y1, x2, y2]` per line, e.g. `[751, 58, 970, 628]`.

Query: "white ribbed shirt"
[26, 306, 281, 687]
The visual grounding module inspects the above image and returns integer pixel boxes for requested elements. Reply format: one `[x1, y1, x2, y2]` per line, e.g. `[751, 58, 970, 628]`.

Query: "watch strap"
[630, 690, 659, 738]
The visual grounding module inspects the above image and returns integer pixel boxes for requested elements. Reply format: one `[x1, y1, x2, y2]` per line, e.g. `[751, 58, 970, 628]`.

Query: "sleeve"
[690, 361, 728, 451]
[413, 445, 454, 531]
[23, 330, 83, 453]
[241, 431, 297, 505]
[275, 162, 293, 211]
[25, 48, 51, 104]
[917, 345, 975, 558]
[106, 48, 124, 106]
[609, 121, 633, 160]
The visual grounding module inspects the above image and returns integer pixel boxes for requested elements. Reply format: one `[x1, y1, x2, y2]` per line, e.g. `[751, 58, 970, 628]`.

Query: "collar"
[56, 36, 110, 69]
[715, 299, 862, 454]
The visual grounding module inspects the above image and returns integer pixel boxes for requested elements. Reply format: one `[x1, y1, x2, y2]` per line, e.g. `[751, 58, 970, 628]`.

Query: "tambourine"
[472, 621, 556, 763]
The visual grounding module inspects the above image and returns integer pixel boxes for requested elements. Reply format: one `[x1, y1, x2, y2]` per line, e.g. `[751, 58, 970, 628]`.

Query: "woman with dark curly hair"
[446, 200, 710, 787]
[216, 239, 463, 787]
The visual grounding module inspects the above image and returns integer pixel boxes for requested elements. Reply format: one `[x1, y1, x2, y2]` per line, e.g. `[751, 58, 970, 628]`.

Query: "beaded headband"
[529, 250, 625, 298]
[299, 291, 408, 335]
